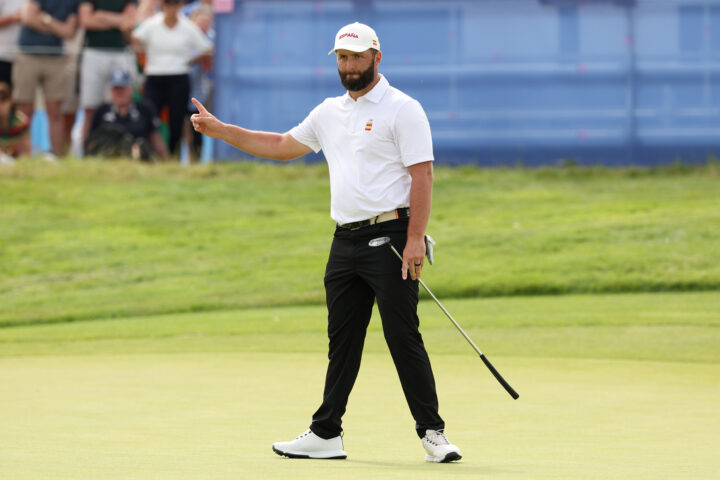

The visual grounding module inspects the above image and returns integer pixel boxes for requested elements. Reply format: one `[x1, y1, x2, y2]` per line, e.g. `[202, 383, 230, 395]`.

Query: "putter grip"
[479, 353, 520, 400]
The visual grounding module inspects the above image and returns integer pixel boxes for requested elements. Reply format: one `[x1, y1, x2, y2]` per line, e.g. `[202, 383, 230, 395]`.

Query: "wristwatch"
[42, 13, 52, 26]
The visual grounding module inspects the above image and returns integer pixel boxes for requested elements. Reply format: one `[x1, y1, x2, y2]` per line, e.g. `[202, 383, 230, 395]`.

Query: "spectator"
[132, 0, 212, 156]
[181, 0, 212, 29]
[13, 0, 80, 157]
[85, 69, 168, 161]
[78, 0, 138, 145]
[0, 81, 31, 163]
[183, 3, 213, 162]
[0, 0, 27, 85]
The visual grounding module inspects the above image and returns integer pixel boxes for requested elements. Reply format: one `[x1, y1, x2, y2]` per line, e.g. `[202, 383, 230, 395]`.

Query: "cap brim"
[328, 45, 375, 55]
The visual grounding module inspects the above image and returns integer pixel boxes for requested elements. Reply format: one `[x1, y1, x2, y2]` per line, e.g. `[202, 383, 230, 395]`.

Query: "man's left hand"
[402, 236, 426, 281]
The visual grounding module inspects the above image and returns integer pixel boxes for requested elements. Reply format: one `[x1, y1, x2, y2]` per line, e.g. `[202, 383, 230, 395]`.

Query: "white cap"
[328, 22, 381, 55]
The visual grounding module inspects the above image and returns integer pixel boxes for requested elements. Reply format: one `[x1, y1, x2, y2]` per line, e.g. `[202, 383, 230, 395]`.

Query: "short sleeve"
[188, 22, 213, 52]
[394, 99, 434, 167]
[132, 17, 151, 43]
[288, 105, 322, 153]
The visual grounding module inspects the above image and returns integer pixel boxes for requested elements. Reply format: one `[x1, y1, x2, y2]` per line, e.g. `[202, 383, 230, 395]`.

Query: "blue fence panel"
[210, 0, 720, 164]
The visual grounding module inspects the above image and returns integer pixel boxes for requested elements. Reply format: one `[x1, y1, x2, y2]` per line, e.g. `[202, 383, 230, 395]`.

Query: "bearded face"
[337, 50, 377, 92]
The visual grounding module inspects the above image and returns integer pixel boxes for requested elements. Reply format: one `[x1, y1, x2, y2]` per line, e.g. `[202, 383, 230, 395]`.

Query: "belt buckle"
[350, 219, 370, 230]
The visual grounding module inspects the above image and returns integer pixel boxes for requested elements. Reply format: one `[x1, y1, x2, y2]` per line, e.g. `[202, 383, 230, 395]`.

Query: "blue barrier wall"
[213, 0, 720, 165]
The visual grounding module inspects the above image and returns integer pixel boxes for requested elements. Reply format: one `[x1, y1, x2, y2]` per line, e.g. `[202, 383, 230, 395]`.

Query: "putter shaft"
[389, 244, 519, 400]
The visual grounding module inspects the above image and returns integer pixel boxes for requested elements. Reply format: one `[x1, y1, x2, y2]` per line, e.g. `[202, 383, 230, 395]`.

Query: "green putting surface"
[1, 352, 718, 480]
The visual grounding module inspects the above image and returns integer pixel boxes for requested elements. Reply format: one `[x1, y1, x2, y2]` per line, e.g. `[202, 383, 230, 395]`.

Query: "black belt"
[337, 208, 410, 231]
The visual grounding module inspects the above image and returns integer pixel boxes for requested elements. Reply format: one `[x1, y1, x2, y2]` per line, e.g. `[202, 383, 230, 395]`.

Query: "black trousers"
[144, 74, 190, 155]
[309, 219, 445, 439]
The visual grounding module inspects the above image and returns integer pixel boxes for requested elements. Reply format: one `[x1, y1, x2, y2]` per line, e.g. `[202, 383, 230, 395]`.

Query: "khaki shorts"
[12, 53, 67, 103]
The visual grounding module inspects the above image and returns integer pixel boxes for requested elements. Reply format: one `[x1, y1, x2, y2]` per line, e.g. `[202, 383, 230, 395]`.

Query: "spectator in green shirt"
[78, 0, 138, 146]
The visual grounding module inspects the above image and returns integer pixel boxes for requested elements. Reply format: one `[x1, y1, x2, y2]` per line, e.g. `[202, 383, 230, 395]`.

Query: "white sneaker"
[422, 429, 462, 463]
[272, 429, 347, 459]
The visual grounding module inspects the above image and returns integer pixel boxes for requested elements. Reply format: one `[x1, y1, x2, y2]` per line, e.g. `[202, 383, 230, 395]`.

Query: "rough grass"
[1, 160, 719, 327]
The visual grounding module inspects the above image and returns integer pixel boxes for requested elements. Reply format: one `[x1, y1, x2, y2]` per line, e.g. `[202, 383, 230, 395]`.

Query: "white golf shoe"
[422, 429, 462, 463]
[272, 429, 347, 459]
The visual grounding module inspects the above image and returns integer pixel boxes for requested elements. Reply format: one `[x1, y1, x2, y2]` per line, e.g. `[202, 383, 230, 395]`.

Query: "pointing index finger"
[192, 97, 209, 115]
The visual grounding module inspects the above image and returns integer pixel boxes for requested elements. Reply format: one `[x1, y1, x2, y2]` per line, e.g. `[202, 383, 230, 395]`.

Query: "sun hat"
[328, 22, 380, 55]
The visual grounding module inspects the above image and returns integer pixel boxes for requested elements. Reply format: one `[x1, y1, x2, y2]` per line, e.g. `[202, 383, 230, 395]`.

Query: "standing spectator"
[85, 69, 167, 161]
[132, 0, 212, 156]
[181, 0, 211, 26]
[78, 0, 138, 144]
[183, 3, 213, 162]
[13, 0, 80, 157]
[0, 0, 27, 85]
[0, 81, 31, 163]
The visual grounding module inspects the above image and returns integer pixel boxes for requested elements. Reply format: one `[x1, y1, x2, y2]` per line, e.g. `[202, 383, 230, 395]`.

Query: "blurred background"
[211, 0, 720, 165]
[24, 0, 720, 165]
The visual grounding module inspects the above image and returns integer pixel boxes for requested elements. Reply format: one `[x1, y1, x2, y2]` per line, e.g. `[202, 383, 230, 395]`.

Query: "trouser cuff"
[310, 423, 342, 440]
[416, 422, 446, 439]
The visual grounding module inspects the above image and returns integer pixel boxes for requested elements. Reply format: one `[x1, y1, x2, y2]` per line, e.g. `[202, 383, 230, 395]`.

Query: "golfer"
[191, 22, 461, 463]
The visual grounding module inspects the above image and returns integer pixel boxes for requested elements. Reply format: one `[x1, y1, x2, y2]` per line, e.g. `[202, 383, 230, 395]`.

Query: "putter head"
[368, 236, 391, 248]
[369, 236, 435, 265]
[425, 234, 436, 265]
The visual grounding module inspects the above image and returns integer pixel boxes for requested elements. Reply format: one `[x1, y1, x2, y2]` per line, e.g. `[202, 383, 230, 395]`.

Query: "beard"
[338, 60, 376, 92]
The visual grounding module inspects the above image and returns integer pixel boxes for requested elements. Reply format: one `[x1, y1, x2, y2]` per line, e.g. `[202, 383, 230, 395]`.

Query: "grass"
[1, 292, 718, 363]
[1, 352, 718, 479]
[1, 160, 719, 479]
[1, 160, 719, 326]
[1, 291, 719, 480]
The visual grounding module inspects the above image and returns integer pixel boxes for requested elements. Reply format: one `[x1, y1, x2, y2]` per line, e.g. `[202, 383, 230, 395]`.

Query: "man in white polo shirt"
[191, 22, 462, 464]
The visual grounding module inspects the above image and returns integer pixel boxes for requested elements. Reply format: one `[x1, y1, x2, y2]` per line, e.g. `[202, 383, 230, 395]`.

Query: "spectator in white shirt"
[132, 0, 212, 156]
[0, 0, 27, 86]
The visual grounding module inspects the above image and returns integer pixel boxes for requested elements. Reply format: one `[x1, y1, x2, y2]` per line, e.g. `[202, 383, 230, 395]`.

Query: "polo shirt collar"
[342, 74, 389, 104]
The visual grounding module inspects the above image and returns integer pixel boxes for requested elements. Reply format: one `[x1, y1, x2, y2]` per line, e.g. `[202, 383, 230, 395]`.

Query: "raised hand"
[190, 98, 224, 139]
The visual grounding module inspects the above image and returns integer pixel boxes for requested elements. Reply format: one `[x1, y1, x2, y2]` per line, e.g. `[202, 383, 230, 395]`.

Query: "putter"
[369, 236, 519, 400]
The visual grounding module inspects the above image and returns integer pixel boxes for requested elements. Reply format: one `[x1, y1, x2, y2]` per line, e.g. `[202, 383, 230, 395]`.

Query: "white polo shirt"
[289, 74, 434, 224]
[0, 0, 26, 62]
[132, 13, 213, 76]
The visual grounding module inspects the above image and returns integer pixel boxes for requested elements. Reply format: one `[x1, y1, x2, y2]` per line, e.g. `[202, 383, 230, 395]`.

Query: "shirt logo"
[365, 119, 373, 131]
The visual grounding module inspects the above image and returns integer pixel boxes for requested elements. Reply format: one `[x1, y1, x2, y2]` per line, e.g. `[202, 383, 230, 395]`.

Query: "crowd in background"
[0, 0, 215, 163]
